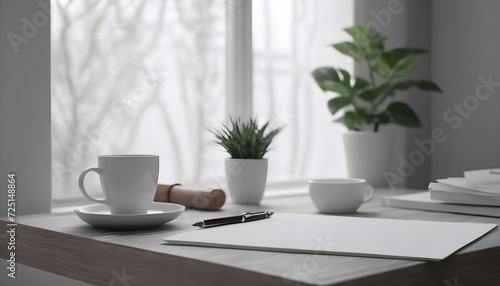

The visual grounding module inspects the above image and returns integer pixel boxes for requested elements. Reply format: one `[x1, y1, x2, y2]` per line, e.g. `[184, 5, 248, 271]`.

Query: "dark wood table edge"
[1, 222, 294, 286]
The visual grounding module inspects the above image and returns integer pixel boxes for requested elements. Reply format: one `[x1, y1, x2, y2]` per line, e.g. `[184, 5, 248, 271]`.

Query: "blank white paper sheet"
[163, 213, 497, 261]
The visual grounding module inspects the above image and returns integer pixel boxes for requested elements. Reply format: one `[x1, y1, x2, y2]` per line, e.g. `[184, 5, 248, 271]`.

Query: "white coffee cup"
[78, 155, 159, 214]
[308, 178, 374, 214]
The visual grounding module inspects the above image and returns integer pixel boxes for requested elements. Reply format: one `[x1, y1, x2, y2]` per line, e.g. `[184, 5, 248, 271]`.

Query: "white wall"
[431, 0, 500, 180]
[355, 0, 500, 185]
[0, 0, 51, 216]
[0, 1, 86, 285]
[355, 0, 433, 189]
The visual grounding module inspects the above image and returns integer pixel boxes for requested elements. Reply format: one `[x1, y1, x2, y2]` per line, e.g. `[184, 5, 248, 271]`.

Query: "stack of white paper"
[429, 169, 500, 207]
[382, 169, 500, 217]
[381, 192, 500, 217]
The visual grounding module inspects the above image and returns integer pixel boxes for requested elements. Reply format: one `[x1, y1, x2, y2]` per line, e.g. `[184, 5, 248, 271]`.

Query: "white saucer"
[74, 202, 185, 230]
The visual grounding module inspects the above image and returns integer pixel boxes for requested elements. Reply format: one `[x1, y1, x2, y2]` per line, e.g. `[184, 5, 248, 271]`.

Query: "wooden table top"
[1, 188, 500, 286]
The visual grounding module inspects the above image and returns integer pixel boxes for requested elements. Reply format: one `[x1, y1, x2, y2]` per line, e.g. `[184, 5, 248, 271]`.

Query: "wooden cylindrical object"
[154, 184, 226, 211]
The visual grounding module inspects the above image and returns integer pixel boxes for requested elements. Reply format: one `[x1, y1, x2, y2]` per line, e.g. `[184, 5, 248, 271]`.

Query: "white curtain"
[51, 0, 353, 199]
[253, 0, 353, 182]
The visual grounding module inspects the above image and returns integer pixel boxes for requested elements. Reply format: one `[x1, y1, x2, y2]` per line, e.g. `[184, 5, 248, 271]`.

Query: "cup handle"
[78, 167, 109, 204]
[363, 185, 375, 202]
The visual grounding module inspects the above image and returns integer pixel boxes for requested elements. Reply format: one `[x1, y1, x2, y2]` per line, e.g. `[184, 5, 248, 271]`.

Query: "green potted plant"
[211, 117, 283, 204]
[311, 26, 442, 186]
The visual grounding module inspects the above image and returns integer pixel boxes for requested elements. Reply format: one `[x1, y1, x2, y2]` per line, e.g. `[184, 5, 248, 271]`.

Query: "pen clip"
[242, 211, 272, 220]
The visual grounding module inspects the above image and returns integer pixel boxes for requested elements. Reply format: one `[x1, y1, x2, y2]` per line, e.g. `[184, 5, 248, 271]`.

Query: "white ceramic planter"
[343, 132, 392, 187]
[225, 158, 268, 204]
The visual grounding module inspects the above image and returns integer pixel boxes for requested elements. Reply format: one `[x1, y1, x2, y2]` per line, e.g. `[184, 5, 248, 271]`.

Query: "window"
[51, 0, 353, 201]
[252, 0, 353, 181]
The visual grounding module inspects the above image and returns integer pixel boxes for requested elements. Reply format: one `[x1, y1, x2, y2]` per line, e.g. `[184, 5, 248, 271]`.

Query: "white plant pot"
[343, 132, 392, 188]
[225, 158, 268, 204]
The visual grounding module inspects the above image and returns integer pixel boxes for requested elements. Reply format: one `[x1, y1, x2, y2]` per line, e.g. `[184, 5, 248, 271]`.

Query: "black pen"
[192, 211, 274, 228]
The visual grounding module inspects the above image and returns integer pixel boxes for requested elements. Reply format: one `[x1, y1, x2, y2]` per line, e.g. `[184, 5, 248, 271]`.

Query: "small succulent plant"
[211, 117, 283, 159]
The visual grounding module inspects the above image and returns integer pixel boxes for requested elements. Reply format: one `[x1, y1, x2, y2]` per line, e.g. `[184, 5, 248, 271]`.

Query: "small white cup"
[308, 178, 374, 214]
[78, 154, 159, 214]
